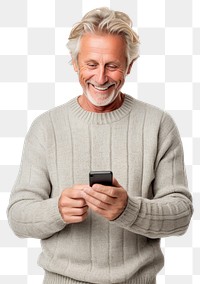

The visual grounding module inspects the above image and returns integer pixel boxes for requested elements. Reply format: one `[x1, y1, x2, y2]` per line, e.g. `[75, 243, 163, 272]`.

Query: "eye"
[87, 63, 97, 69]
[107, 64, 118, 70]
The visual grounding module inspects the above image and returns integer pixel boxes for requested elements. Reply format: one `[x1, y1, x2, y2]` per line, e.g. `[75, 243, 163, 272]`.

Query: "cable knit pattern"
[7, 95, 193, 284]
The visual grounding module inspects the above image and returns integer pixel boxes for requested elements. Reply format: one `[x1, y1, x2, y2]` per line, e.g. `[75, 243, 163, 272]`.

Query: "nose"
[94, 66, 108, 85]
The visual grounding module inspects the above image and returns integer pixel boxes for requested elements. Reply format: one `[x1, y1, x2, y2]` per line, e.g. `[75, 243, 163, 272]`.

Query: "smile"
[90, 83, 115, 91]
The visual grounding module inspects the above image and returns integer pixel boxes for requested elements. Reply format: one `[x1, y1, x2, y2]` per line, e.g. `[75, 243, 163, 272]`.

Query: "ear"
[127, 60, 134, 75]
[72, 59, 79, 72]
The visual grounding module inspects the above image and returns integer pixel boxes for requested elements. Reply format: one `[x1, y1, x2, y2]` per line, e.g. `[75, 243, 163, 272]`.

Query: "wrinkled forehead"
[78, 33, 127, 60]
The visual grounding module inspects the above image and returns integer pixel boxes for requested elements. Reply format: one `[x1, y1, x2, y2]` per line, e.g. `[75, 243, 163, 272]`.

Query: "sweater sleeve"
[7, 115, 66, 239]
[112, 112, 193, 239]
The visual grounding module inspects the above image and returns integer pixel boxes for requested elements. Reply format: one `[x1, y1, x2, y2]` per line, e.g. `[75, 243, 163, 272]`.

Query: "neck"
[78, 93, 125, 113]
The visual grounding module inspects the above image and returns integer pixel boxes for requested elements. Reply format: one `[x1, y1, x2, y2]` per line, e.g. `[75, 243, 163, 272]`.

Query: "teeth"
[92, 84, 113, 91]
[94, 86, 109, 91]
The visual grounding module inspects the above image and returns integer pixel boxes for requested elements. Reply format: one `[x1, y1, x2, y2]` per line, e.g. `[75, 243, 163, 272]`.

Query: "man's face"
[73, 33, 132, 107]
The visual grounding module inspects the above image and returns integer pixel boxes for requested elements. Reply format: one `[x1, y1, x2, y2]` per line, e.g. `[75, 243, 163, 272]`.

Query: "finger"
[63, 211, 88, 224]
[73, 184, 89, 190]
[60, 198, 87, 208]
[92, 184, 119, 197]
[62, 206, 88, 216]
[83, 193, 110, 210]
[83, 187, 114, 205]
[86, 200, 106, 216]
[62, 185, 88, 199]
[112, 177, 121, 187]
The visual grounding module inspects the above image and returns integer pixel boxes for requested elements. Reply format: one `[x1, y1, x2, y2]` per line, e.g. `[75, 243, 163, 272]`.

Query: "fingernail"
[92, 184, 99, 190]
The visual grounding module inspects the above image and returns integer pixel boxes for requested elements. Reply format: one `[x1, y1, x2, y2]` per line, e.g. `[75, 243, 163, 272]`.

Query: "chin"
[85, 91, 119, 107]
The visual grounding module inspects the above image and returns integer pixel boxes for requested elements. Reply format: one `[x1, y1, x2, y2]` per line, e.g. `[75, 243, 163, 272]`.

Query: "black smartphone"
[89, 171, 113, 186]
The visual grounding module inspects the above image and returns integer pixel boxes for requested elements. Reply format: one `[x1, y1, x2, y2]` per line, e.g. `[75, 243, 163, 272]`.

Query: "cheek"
[112, 72, 126, 85]
[111, 68, 127, 80]
[79, 69, 94, 82]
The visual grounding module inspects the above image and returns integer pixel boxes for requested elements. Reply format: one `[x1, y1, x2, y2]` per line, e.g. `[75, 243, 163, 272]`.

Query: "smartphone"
[89, 171, 113, 187]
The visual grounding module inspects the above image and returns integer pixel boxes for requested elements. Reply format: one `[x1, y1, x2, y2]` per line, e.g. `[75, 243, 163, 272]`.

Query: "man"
[7, 7, 193, 284]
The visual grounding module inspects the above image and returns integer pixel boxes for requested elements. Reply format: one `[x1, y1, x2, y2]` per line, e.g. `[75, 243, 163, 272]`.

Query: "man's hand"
[58, 185, 89, 224]
[82, 178, 128, 221]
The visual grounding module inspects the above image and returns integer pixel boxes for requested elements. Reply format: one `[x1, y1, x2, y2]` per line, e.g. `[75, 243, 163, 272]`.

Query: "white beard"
[84, 86, 120, 107]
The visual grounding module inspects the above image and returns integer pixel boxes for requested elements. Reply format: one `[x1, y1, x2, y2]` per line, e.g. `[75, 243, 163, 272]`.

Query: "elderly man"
[7, 7, 193, 284]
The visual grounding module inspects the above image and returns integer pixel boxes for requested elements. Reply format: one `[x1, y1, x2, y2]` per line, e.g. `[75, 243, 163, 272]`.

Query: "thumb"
[112, 177, 121, 187]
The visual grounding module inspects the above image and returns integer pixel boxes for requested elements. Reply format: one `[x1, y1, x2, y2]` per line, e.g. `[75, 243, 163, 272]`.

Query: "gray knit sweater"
[7, 94, 193, 284]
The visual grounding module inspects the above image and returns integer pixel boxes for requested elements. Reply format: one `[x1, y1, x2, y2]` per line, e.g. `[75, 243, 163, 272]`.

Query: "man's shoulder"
[27, 98, 76, 138]
[127, 95, 175, 129]
[31, 98, 75, 126]
[129, 95, 165, 117]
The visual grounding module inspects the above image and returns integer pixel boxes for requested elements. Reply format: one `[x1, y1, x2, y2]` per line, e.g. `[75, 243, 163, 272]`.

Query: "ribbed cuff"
[47, 196, 67, 231]
[34, 196, 67, 234]
[112, 197, 141, 228]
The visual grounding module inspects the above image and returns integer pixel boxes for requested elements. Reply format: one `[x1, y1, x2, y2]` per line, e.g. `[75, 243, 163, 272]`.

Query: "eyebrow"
[84, 59, 121, 66]
[85, 60, 98, 64]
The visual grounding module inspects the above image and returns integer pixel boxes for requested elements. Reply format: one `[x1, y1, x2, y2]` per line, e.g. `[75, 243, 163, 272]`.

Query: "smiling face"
[73, 33, 133, 107]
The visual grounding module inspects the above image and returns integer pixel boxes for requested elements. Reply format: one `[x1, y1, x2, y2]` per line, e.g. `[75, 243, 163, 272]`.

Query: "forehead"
[78, 33, 127, 60]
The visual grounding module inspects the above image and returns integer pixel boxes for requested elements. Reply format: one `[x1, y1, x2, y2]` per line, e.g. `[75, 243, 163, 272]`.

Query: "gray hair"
[67, 7, 140, 65]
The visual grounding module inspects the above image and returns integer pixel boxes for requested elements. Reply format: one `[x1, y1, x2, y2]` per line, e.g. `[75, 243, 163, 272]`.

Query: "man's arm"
[7, 116, 88, 239]
[83, 113, 193, 239]
[112, 188, 193, 239]
[7, 117, 67, 239]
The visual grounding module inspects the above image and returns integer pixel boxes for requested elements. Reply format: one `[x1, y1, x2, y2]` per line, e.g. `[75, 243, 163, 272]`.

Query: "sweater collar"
[67, 94, 135, 125]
